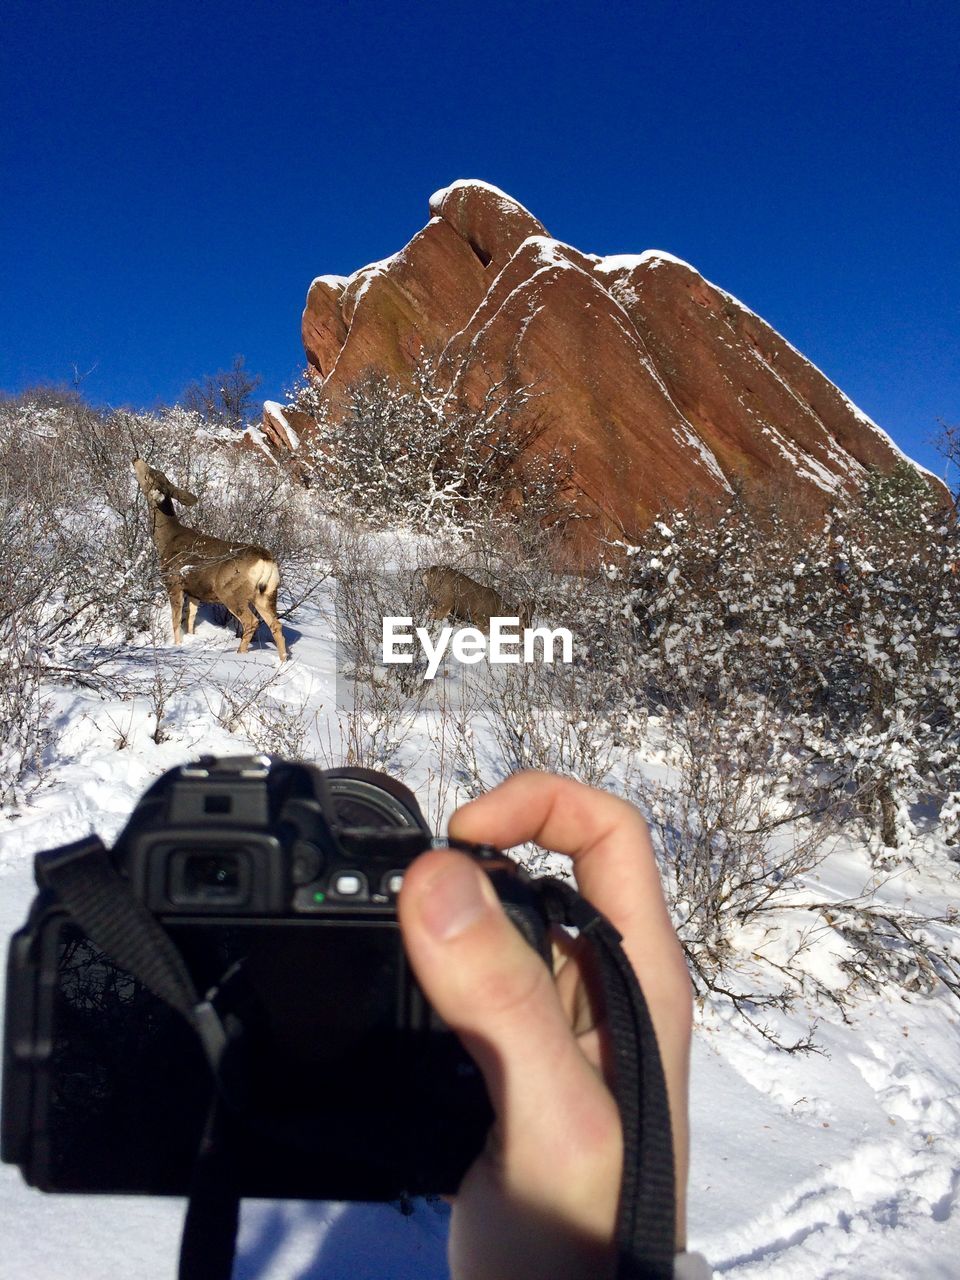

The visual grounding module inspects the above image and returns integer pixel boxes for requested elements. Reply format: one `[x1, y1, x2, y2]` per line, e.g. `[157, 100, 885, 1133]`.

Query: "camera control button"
[383, 872, 405, 896]
[292, 841, 323, 885]
[333, 872, 367, 898]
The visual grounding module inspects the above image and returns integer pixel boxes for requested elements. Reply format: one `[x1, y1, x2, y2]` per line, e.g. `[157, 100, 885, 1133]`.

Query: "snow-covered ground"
[1, 585, 958, 1278]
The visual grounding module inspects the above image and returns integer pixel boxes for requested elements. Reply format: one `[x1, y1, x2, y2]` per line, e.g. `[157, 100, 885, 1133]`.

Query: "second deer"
[420, 565, 532, 632]
[133, 458, 288, 661]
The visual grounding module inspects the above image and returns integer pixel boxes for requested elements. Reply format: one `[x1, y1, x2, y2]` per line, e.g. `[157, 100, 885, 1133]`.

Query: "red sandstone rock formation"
[261, 400, 316, 456]
[284, 179, 942, 547]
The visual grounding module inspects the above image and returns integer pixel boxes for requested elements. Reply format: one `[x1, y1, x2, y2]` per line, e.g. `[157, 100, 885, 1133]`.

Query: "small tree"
[182, 355, 262, 430]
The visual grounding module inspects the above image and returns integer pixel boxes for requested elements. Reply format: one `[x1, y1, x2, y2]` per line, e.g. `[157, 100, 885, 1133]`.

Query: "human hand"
[398, 771, 693, 1280]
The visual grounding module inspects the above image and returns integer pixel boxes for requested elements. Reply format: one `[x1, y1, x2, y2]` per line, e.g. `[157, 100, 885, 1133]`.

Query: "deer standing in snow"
[133, 458, 288, 661]
[420, 565, 532, 632]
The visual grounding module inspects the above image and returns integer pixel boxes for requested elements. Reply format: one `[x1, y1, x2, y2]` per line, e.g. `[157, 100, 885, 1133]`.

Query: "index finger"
[448, 771, 683, 986]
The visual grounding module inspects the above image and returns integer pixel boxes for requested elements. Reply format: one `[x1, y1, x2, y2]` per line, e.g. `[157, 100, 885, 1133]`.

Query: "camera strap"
[35, 838, 676, 1280]
[34, 836, 231, 1069]
[539, 878, 676, 1280]
[35, 836, 199, 1014]
[35, 836, 242, 1280]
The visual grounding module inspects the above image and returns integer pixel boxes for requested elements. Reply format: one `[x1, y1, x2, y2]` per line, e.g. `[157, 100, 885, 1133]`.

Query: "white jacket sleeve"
[674, 1251, 713, 1279]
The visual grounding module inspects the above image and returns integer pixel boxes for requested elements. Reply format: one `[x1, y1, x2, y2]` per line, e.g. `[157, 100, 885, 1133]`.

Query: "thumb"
[397, 849, 622, 1192]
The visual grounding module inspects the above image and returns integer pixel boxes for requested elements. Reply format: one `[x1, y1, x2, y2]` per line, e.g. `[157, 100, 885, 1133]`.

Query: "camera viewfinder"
[168, 849, 251, 907]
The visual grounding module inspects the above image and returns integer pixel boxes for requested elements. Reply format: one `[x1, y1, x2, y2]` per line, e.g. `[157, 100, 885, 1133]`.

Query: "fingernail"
[419, 859, 491, 941]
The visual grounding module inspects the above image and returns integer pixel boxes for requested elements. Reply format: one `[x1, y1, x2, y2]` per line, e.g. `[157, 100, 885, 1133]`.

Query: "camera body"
[2, 757, 549, 1201]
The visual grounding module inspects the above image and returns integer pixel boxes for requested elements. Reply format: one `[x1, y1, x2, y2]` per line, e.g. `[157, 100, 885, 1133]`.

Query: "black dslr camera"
[2, 756, 550, 1203]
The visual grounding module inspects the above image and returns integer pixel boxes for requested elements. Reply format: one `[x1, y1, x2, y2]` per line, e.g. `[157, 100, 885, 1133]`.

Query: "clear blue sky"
[2, 0, 957, 477]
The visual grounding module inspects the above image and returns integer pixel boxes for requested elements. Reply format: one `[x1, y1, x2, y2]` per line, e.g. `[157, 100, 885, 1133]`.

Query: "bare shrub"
[635, 693, 837, 1045]
[209, 666, 314, 758]
[316, 684, 421, 773]
[420, 671, 492, 828]
[0, 618, 52, 803]
[806, 899, 960, 1001]
[99, 625, 211, 747]
[479, 661, 614, 787]
[320, 526, 427, 771]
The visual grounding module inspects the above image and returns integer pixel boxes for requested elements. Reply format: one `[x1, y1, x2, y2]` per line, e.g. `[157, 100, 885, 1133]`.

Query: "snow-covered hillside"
[1, 391, 958, 1277]
[1, 580, 958, 1278]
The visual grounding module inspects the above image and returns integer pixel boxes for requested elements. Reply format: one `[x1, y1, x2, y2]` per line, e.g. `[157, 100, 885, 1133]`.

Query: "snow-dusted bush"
[287, 358, 572, 534]
[324, 526, 429, 770]
[637, 693, 837, 1041]
[208, 664, 315, 759]
[611, 472, 959, 853]
[801, 465, 960, 850]
[583, 476, 959, 1029]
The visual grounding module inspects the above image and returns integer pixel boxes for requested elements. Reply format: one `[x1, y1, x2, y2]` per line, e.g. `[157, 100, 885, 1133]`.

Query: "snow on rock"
[310, 273, 349, 291]
[261, 401, 314, 456]
[428, 177, 548, 269]
[240, 421, 275, 460]
[263, 400, 299, 449]
[596, 248, 699, 274]
[429, 177, 544, 231]
[340, 252, 402, 319]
